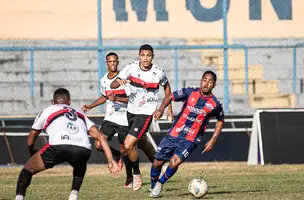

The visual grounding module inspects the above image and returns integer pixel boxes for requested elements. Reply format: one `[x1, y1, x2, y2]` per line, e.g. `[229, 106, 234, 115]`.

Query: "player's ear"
[67, 99, 71, 105]
[152, 54, 154, 59]
[51, 99, 55, 105]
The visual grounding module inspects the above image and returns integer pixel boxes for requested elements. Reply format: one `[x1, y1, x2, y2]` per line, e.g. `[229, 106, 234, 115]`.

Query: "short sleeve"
[171, 88, 193, 102]
[100, 78, 106, 96]
[85, 116, 95, 131]
[159, 69, 168, 86]
[118, 64, 132, 80]
[215, 103, 225, 122]
[31, 111, 46, 130]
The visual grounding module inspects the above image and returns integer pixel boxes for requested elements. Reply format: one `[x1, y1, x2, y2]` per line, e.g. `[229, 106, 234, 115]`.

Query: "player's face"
[139, 50, 153, 68]
[106, 55, 119, 72]
[200, 73, 216, 95]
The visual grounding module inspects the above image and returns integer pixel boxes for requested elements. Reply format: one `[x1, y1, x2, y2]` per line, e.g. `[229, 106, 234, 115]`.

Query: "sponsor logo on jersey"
[134, 127, 138, 132]
[66, 122, 79, 134]
[61, 134, 84, 143]
[205, 103, 214, 110]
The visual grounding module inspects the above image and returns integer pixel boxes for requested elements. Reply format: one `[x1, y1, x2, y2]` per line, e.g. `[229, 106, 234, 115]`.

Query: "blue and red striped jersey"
[168, 87, 224, 144]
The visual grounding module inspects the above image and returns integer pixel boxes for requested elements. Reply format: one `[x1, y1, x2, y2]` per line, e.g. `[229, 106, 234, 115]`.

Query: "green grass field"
[1, 162, 304, 200]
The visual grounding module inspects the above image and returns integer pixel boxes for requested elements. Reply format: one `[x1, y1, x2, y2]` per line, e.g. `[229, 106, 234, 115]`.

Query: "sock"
[15, 195, 24, 200]
[71, 176, 83, 192]
[148, 156, 155, 163]
[16, 168, 33, 196]
[159, 166, 178, 184]
[150, 165, 162, 189]
[123, 155, 133, 185]
[132, 159, 141, 175]
[69, 190, 78, 200]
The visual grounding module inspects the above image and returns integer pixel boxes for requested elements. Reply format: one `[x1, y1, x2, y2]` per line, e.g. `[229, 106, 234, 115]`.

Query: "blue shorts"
[155, 135, 197, 162]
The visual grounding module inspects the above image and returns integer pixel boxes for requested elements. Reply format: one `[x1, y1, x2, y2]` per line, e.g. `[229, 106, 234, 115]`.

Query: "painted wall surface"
[0, 0, 302, 39]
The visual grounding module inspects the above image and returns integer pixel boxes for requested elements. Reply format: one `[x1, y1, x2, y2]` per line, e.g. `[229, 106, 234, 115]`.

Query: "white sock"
[15, 195, 24, 200]
[69, 190, 78, 200]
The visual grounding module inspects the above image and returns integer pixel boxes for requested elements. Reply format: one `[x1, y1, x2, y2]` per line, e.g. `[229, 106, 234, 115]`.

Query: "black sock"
[148, 156, 155, 163]
[16, 168, 33, 196]
[71, 176, 83, 192]
[132, 159, 141, 175]
[123, 155, 133, 184]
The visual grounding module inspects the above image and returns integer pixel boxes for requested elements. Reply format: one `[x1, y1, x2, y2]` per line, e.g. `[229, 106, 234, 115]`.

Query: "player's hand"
[202, 139, 216, 153]
[107, 93, 117, 101]
[153, 109, 164, 120]
[118, 79, 129, 86]
[108, 160, 120, 178]
[81, 104, 91, 113]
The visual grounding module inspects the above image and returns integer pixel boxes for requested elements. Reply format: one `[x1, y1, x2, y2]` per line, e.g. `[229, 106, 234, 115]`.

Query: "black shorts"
[40, 144, 91, 169]
[127, 111, 153, 139]
[99, 120, 129, 144]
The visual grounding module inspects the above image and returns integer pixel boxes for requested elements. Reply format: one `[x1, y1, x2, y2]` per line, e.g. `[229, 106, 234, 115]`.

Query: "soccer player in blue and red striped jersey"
[149, 70, 225, 198]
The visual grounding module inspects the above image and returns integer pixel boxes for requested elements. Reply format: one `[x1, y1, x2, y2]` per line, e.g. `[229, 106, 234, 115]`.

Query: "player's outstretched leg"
[15, 151, 46, 200]
[137, 136, 156, 163]
[150, 155, 181, 198]
[69, 163, 87, 200]
[124, 135, 142, 191]
[150, 159, 165, 190]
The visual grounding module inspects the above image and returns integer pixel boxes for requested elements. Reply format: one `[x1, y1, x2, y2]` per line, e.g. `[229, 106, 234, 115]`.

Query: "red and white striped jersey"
[100, 72, 128, 126]
[32, 104, 94, 149]
[118, 61, 168, 115]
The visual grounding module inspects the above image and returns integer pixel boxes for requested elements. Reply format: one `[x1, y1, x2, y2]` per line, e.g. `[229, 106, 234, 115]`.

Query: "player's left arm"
[27, 129, 42, 156]
[28, 111, 45, 156]
[203, 103, 225, 153]
[163, 82, 174, 121]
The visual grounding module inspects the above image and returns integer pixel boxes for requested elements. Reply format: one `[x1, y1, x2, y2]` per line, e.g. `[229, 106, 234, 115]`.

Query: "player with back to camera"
[110, 44, 174, 191]
[15, 88, 119, 200]
[82, 52, 160, 189]
[149, 71, 225, 198]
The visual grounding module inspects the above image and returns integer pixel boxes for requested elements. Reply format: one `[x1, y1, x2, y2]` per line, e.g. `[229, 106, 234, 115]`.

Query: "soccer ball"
[188, 178, 208, 198]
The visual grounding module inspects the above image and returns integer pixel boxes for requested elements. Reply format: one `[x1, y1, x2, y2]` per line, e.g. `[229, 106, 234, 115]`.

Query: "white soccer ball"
[188, 178, 208, 198]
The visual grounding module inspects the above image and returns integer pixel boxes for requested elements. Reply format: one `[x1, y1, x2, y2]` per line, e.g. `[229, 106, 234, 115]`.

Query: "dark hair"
[139, 44, 153, 53]
[202, 70, 217, 82]
[106, 52, 118, 59]
[53, 88, 70, 102]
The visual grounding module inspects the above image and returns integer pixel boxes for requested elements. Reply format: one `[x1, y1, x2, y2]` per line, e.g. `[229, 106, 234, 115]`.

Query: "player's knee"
[152, 160, 163, 170]
[170, 157, 181, 169]
[124, 143, 134, 152]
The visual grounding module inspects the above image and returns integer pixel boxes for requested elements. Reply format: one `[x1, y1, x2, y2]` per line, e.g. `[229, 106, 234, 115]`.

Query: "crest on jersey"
[205, 103, 214, 110]
[66, 122, 79, 134]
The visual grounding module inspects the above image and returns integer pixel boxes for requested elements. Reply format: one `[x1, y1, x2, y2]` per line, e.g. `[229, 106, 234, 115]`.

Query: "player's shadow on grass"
[208, 189, 267, 195]
[142, 180, 179, 187]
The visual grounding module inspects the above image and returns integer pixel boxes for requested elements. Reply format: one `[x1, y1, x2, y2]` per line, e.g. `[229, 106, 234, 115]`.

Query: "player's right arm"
[81, 95, 107, 112]
[154, 88, 192, 120]
[110, 64, 132, 89]
[88, 125, 119, 175]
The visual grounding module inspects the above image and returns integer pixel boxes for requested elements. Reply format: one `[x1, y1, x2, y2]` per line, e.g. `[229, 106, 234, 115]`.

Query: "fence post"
[245, 47, 249, 94]
[223, 0, 229, 113]
[30, 50, 35, 97]
[293, 47, 297, 94]
[174, 49, 178, 91]
[97, 0, 105, 113]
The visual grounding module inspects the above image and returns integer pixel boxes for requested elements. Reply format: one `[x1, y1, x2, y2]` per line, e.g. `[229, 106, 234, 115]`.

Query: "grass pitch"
[1, 162, 304, 200]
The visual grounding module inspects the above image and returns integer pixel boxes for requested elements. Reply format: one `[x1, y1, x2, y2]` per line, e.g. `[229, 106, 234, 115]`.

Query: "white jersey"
[32, 104, 94, 149]
[100, 72, 128, 126]
[118, 61, 168, 115]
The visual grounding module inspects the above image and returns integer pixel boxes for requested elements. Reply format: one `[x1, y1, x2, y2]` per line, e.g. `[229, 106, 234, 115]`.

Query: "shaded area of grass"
[1, 162, 304, 200]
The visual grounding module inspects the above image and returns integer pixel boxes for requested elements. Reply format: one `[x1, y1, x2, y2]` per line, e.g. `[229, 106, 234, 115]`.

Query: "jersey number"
[64, 108, 77, 121]
[182, 149, 189, 158]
